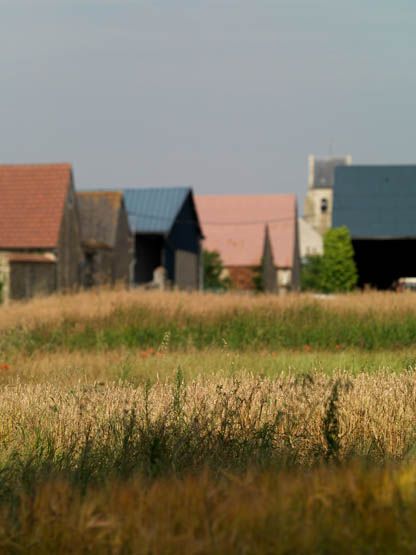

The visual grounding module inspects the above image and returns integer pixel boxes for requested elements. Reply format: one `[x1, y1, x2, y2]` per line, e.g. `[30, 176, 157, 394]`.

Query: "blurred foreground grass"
[4, 463, 416, 555]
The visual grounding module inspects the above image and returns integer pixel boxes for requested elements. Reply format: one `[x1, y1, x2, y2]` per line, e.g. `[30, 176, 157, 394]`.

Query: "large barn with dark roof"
[333, 165, 416, 289]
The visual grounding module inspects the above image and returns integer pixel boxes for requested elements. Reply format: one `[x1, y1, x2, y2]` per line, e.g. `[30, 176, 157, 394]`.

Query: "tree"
[202, 250, 230, 291]
[252, 256, 266, 292]
[301, 254, 325, 291]
[321, 226, 358, 293]
[252, 266, 263, 292]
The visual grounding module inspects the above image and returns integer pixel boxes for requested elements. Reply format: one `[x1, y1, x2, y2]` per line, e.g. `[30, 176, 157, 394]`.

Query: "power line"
[126, 209, 296, 227]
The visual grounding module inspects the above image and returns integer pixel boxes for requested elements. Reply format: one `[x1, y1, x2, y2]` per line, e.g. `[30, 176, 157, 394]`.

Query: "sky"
[1, 0, 415, 211]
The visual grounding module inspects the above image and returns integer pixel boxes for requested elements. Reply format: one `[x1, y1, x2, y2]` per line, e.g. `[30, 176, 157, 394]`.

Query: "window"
[321, 198, 328, 213]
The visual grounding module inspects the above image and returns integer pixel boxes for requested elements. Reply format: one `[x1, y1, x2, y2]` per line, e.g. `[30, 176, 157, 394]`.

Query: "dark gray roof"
[77, 191, 124, 248]
[311, 157, 351, 189]
[333, 165, 416, 238]
[123, 187, 192, 234]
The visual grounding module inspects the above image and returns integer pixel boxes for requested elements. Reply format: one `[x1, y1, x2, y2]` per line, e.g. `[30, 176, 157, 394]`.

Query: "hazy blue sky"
[1, 1, 415, 210]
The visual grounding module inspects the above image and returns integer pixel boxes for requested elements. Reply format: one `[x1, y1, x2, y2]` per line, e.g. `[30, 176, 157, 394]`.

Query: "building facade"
[298, 217, 324, 260]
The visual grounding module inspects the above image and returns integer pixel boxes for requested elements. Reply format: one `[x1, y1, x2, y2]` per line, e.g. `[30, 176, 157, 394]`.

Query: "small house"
[77, 191, 132, 287]
[195, 194, 300, 292]
[123, 187, 203, 290]
[0, 163, 83, 302]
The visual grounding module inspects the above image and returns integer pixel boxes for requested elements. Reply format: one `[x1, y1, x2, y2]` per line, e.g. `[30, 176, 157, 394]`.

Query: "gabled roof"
[123, 187, 192, 234]
[77, 191, 125, 249]
[195, 194, 297, 268]
[0, 163, 72, 249]
[333, 165, 416, 239]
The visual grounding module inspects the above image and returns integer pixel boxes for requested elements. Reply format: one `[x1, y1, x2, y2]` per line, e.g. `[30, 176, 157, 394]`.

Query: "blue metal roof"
[333, 166, 416, 239]
[123, 187, 191, 234]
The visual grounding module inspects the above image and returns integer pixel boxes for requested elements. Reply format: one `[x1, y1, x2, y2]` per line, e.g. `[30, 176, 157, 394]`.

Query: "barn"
[333, 165, 416, 289]
[77, 191, 132, 287]
[195, 194, 300, 292]
[0, 163, 83, 301]
[123, 187, 203, 290]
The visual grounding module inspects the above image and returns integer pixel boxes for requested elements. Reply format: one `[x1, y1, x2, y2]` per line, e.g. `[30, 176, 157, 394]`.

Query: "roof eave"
[352, 235, 416, 241]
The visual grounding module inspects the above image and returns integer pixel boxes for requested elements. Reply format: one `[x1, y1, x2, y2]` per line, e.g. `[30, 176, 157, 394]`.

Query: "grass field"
[1, 289, 416, 553]
[3, 288, 416, 353]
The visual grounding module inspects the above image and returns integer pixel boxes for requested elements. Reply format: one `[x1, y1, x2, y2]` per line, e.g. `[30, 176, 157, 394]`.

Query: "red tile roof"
[195, 194, 297, 268]
[0, 163, 72, 249]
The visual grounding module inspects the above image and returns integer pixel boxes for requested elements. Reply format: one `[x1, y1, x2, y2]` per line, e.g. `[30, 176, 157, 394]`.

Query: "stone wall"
[9, 261, 56, 300]
[175, 249, 199, 290]
[0, 255, 10, 304]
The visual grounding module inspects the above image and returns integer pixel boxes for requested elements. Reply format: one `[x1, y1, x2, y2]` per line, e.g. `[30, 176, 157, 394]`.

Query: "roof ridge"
[0, 162, 71, 169]
[196, 193, 296, 198]
[123, 186, 191, 192]
[77, 190, 122, 197]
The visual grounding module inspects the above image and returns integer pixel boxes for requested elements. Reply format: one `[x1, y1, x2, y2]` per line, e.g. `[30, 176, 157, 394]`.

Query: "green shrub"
[203, 250, 230, 291]
[321, 227, 358, 293]
[301, 254, 325, 291]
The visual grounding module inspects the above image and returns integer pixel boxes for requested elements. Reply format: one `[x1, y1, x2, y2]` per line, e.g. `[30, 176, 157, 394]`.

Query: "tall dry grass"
[1, 348, 415, 386]
[0, 370, 415, 488]
[2, 289, 416, 352]
[3, 463, 416, 554]
[0, 288, 415, 333]
[0, 369, 414, 553]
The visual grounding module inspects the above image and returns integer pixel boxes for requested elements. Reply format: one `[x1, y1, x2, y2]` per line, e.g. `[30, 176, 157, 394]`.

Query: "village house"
[333, 164, 416, 289]
[195, 194, 301, 293]
[304, 155, 352, 235]
[77, 191, 132, 287]
[0, 163, 83, 302]
[123, 187, 203, 290]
